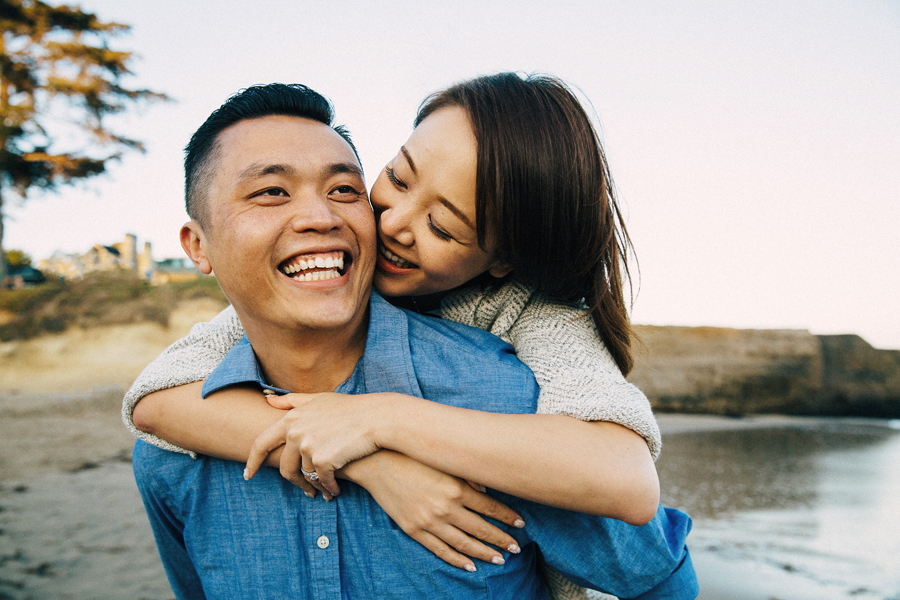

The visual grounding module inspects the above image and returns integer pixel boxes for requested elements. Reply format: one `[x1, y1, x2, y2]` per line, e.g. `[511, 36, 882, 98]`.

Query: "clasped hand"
[244, 391, 384, 496]
[243, 390, 526, 570]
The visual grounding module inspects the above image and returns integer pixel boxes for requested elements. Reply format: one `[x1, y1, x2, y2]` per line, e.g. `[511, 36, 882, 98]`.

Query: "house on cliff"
[37, 234, 200, 284]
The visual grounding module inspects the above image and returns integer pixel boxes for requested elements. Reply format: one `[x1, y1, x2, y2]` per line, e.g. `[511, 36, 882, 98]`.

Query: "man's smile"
[279, 251, 349, 282]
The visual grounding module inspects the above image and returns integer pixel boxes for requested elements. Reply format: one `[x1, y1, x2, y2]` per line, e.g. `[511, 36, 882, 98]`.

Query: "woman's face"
[370, 106, 510, 298]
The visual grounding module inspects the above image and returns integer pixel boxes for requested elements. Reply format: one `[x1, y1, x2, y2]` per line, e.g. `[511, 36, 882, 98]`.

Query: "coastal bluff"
[1, 301, 898, 418]
[630, 325, 900, 418]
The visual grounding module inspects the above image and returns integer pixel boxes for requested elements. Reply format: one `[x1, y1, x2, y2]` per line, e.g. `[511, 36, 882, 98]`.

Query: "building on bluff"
[38, 233, 201, 285]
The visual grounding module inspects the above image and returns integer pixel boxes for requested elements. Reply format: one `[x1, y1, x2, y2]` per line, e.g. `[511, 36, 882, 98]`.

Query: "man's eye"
[253, 187, 288, 197]
[330, 185, 364, 202]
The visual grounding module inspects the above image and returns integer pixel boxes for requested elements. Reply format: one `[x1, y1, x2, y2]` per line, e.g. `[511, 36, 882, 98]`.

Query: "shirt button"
[316, 535, 330, 549]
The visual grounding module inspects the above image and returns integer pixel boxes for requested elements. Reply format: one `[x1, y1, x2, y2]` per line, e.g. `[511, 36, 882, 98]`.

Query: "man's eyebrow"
[236, 162, 362, 181]
[237, 163, 296, 180]
[325, 162, 363, 178]
[438, 196, 474, 229]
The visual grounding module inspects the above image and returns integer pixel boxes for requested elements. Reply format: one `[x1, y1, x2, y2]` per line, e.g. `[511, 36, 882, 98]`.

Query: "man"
[131, 83, 697, 599]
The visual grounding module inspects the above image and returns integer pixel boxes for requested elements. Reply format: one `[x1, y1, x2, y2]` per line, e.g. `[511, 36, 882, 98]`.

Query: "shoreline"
[655, 412, 900, 434]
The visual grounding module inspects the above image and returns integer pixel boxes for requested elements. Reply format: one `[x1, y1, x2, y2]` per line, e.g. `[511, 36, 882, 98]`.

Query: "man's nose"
[378, 205, 415, 247]
[289, 193, 344, 233]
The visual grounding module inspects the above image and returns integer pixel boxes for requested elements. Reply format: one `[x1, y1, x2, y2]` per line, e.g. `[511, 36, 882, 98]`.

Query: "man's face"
[182, 115, 376, 338]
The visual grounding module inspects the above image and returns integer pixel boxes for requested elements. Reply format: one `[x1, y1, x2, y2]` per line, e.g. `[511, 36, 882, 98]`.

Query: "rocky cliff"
[629, 326, 900, 417]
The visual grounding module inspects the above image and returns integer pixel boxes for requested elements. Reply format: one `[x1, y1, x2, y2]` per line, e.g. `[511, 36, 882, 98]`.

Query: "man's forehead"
[216, 115, 360, 175]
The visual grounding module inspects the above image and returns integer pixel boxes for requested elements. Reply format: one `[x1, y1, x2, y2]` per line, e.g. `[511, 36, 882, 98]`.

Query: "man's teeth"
[282, 254, 344, 274]
[381, 246, 414, 268]
[291, 270, 341, 281]
[281, 252, 345, 281]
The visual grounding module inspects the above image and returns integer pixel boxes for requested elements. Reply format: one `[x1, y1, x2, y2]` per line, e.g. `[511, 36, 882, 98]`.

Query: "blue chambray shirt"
[133, 292, 697, 600]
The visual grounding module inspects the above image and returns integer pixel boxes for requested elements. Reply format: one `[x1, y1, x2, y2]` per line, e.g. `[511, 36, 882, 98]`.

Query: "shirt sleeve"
[132, 440, 208, 598]
[496, 495, 699, 599]
[121, 305, 245, 456]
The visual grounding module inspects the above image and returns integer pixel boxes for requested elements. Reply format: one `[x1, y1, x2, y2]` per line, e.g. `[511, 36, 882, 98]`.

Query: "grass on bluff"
[0, 270, 228, 342]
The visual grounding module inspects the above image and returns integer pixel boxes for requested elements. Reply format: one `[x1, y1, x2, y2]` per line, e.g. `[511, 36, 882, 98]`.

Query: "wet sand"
[1, 392, 893, 599]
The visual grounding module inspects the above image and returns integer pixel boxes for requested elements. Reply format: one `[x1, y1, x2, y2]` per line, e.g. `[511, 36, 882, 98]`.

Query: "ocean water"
[656, 418, 900, 600]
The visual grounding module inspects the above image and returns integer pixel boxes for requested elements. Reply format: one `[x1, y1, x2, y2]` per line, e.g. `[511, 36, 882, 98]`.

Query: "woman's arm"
[249, 392, 659, 525]
[122, 305, 244, 455]
[443, 281, 663, 460]
[132, 382, 526, 572]
[247, 286, 661, 525]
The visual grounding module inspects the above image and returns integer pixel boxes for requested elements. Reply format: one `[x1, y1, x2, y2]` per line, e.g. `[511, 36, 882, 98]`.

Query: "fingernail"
[513, 519, 526, 529]
[478, 485, 487, 493]
[507, 544, 520, 554]
[243, 468, 249, 480]
[491, 556, 505, 565]
[465, 564, 477, 572]
[305, 491, 315, 498]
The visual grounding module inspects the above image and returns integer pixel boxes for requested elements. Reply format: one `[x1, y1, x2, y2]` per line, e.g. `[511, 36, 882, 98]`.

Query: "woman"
[127, 73, 665, 599]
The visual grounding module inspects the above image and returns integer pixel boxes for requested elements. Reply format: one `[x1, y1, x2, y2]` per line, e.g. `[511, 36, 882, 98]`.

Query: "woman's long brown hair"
[416, 73, 637, 375]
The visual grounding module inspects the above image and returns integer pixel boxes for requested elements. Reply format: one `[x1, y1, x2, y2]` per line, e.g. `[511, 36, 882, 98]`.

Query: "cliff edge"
[629, 325, 900, 417]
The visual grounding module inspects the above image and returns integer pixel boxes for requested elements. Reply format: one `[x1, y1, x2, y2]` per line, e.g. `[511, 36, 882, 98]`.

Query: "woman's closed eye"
[385, 166, 407, 190]
[428, 215, 454, 242]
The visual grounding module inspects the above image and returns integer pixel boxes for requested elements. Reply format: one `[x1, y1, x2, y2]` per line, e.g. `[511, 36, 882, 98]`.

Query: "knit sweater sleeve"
[121, 305, 245, 456]
[442, 281, 661, 460]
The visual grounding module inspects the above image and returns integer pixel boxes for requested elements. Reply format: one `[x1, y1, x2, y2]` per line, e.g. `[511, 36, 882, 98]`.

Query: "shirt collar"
[201, 291, 422, 399]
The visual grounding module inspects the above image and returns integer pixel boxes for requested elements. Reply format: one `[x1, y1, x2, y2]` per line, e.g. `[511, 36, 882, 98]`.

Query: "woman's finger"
[244, 420, 288, 480]
[281, 442, 329, 498]
[452, 508, 521, 557]
[437, 519, 511, 566]
[406, 529, 478, 572]
[309, 459, 341, 497]
[465, 490, 526, 530]
[265, 392, 315, 410]
[465, 479, 487, 493]
[300, 454, 339, 499]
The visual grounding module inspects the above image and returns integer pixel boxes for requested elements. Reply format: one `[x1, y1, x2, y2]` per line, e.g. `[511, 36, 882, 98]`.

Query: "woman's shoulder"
[441, 278, 593, 339]
[440, 277, 539, 339]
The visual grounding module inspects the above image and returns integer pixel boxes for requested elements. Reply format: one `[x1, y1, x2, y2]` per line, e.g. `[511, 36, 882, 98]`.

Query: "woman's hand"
[341, 450, 525, 572]
[244, 392, 392, 496]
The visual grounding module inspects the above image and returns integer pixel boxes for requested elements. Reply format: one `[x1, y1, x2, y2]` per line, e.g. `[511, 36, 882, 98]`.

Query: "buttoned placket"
[303, 481, 341, 599]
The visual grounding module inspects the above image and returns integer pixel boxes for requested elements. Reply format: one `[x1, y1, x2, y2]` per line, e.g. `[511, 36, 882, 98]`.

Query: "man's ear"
[180, 221, 213, 275]
[487, 260, 513, 279]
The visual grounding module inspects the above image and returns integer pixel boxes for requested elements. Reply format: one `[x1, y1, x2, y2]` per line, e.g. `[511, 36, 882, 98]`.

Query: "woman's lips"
[377, 243, 417, 274]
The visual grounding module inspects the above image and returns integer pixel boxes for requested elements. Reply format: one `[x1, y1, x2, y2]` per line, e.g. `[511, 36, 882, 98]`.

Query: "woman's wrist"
[369, 393, 411, 452]
[337, 449, 393, 485]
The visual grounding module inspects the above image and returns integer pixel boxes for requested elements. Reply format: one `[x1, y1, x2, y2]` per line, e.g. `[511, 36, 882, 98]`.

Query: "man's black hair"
[184, 83, 360, 228]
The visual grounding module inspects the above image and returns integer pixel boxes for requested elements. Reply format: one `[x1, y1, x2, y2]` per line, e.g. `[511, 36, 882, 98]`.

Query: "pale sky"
[6, 0, 899, 349]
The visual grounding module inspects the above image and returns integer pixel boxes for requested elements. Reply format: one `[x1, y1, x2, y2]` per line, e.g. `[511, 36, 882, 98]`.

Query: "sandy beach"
[1, 389, 895, 599]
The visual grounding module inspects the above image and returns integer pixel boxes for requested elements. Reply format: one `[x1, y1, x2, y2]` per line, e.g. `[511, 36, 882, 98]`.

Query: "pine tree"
[0, 0, 168, 280]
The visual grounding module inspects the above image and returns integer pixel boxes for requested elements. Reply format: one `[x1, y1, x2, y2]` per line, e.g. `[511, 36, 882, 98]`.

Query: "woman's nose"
[378, 205, 415, 247]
